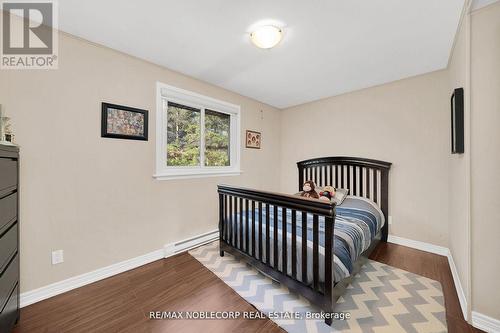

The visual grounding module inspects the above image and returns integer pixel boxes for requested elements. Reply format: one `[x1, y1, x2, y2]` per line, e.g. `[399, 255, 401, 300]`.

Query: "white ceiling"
[58, 0, 464, 108]
[472, 0, 500, 10]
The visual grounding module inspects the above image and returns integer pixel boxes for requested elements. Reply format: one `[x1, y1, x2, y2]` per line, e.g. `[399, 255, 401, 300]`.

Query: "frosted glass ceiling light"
[250, 25, 283, 49]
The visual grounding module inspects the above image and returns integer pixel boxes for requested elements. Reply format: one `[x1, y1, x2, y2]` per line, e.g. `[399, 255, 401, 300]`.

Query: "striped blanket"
[229, 196, 384, 283]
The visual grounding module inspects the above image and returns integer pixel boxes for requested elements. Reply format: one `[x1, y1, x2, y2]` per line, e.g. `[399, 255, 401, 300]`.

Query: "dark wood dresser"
[0, 144, 19, 332]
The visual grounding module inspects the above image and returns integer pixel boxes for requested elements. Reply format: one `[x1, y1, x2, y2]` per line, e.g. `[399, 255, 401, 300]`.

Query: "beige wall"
[279, 70, 450, 246]
[0, 32, 282, 292]
[470, 2, 500, 320]
[447, 6, 471, 316]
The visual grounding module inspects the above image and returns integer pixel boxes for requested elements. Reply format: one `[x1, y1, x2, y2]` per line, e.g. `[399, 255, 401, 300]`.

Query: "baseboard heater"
[164, 229, 218, 257]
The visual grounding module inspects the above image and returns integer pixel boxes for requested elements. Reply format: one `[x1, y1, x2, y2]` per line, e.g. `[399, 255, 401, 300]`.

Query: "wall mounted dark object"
[451, 88, 464, 154]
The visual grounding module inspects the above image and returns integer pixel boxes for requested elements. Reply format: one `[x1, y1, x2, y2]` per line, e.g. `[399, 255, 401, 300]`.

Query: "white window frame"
[154, 82, 241, 180]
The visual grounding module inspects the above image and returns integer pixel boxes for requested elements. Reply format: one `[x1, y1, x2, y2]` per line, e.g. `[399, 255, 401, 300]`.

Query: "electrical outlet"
[388, 216, 393, 225]
[52, 250, 64, 265]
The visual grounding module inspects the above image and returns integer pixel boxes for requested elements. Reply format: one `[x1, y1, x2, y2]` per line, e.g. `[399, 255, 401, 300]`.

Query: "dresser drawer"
[0, 284, 18, 333]
[0, 158, 17, 194]
[0, 193, 17, 233]
[0, 255, 18, 313]
[0, 223, 17, 274]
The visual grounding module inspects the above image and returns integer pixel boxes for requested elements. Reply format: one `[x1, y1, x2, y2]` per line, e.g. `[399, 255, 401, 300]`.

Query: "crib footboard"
[217, 185, 336, 325]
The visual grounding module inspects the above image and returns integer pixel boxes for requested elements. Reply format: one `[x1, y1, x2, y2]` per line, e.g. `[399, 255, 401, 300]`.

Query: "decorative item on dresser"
[0, 144, 19, 333]
[0, 106, 15, 144]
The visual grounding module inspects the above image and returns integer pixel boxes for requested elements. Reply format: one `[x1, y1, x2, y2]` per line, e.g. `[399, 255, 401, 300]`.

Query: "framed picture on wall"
[451, 88, 464, 154]
[245, 130, 261, 149]
[101, 103, 148, 141]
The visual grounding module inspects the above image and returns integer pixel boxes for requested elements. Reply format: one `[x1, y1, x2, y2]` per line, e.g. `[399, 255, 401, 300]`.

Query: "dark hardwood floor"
[370, 243, 482, 333]
[13, 242, 482, 332]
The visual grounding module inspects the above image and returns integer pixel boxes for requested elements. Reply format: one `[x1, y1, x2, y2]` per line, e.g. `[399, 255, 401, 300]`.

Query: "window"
[204, 110, 231, 167]
[166, 102, 201, 167]
[155, 83, 241, 180]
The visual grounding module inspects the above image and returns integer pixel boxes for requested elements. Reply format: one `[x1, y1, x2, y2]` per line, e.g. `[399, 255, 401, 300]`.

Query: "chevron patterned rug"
[189, 241, 447, 333]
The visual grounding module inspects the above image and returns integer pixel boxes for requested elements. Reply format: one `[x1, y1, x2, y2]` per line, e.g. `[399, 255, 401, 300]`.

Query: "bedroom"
[0, 0, 499, 332]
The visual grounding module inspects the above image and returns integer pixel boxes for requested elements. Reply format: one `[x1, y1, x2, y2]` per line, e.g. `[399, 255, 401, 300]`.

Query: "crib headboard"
[297, 156, 392, 239]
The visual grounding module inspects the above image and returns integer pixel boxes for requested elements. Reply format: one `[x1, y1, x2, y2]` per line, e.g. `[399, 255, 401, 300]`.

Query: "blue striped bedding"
[229, 196, 384, 283]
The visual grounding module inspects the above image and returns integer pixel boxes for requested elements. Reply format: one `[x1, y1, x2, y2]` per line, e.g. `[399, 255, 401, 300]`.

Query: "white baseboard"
[387, 235, 449, 256]
[387, 234, 469, 321]
[20, 229, 219, 308]
[20, 248, 165, 308]
[472, 311, 500, 333]
[447, 252, 468, 321]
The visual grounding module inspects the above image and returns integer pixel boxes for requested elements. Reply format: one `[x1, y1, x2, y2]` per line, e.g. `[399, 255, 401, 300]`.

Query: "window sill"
[153, 170, 242, 181]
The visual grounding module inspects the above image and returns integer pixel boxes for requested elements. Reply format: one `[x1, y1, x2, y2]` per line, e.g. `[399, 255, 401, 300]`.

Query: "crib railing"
[297, 156, 391, 241]
[218, 185, 336, 323]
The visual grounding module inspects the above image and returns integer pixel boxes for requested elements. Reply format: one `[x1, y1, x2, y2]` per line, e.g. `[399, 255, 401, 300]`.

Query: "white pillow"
[332, 188, 349, 205]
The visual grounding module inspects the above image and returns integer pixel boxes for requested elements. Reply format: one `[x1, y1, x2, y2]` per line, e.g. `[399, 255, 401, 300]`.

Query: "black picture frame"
[451, 88, 464, 154]
[101, 102, 148, 141]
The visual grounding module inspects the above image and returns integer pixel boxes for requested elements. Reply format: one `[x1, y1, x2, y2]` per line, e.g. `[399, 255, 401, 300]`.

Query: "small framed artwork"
[101, 103, 148, 141]
[245, 130, 261, 149]
[451, 88, 464, 154]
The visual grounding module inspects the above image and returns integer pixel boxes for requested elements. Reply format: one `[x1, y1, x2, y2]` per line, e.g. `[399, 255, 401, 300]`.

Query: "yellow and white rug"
[189, 241, 447, 333]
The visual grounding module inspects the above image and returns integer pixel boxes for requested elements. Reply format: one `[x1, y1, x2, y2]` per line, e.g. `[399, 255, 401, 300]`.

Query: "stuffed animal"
[319, 186, 336, 202]
[318, 192, 331, 201]
[300, 180, 319, 199]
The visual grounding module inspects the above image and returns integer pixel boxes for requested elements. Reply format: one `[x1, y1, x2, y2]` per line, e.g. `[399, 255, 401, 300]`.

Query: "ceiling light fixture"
[250, 25, 283, 49]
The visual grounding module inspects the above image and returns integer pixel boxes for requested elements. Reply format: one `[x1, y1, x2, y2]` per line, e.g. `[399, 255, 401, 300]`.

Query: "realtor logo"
[1, 1, 58, 69]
